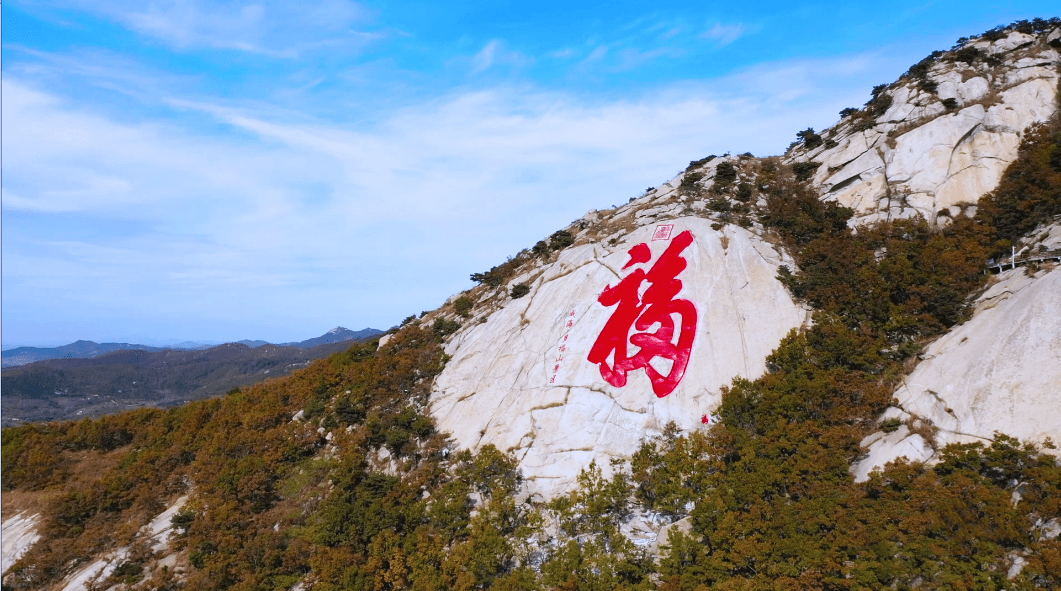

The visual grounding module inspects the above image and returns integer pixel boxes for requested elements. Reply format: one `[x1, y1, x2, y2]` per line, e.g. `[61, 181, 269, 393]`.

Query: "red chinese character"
[587, 230, 697, 398]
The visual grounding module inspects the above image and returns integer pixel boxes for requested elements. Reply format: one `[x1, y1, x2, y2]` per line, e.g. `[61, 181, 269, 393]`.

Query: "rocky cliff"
[788, 28, 1060, 226]
[854, 221, 1061, 481]
[430, 217, 808, 498]
[423, 25, 1061, 498]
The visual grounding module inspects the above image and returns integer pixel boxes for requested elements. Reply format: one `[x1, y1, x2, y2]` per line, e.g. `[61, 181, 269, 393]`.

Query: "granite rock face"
[431, 218, 808, 498]
[1, 513, 40, 576]
[787, 29, 1060, 226]
[854, 260, 1061, 481]
[424, 27, 1061, 499]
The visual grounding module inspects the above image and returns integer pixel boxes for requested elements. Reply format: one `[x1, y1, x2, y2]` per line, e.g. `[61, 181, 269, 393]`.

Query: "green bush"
[510, 283, 530, 299]
[951, 45, 983, 64]
[792, 161, 822, 181]
[454, 295, 473, 317]
[687, 155, 716, 170]
[470, 272, 502, 286]
[735, 182, 753, 202]
[707, 198, 731, 212]
[865, 84, 894, 117]
[680, 170, 705, 195]
[548, 230, 574, 250]
[432, 317, 460, 338]
[796, 128, 823, 150]
[714, 161, 737, 185]
[880, 418, 903, 433]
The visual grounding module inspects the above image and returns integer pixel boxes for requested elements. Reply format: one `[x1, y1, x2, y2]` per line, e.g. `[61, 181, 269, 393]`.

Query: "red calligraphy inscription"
[588, 230, 697, 398]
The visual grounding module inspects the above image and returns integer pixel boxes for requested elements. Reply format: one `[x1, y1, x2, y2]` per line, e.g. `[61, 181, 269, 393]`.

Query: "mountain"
[1, 328, 383, 368]
[0, 340, 168, 368]
[0, 339, 379, 427]
[430, 22, 1061, 498]
[280, 326, 385, 348]
[3, 20, 1061, 591]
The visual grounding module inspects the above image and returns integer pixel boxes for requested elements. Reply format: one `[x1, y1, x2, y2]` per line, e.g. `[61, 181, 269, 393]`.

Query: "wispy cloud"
[582, 45, 609, 65]
[32, 0, 380, 56]
[547, 48, 578, 59]
[3, 45, 904, 344]
[615, 47, 685, 71]
[470, 39, 534, 73]
[702, 22, 745, 46]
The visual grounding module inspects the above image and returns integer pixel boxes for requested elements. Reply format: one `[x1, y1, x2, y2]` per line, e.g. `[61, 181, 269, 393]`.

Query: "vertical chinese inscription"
[550, 309, 577, 384]
[587, 230, 697, 398]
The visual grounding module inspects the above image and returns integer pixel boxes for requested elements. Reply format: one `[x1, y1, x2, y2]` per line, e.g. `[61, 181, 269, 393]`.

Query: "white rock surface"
[50, 495, 189, 591]
[59, 549, 127, 591]
[854, 265, 1061, 480]
[852, 425, 935, 482]
[144, 495, 188, 553]
[792, 30, 1060, 226]
[1, 513, 40, 575]
[432, 218, 808, 498]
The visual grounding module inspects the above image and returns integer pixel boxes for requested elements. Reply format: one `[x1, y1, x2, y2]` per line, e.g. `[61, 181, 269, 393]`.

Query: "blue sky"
[2, 1, 1057, 347]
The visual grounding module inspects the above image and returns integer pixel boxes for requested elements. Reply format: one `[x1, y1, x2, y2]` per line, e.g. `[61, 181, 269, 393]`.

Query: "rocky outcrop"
[854, 252, 1061, 481]
[430, 217, 808, 498]
[47, 496, 188, 591]
[1, 513, 40, 576]
[424, 27, 1061, 499]
[788, 29, 1060, 226]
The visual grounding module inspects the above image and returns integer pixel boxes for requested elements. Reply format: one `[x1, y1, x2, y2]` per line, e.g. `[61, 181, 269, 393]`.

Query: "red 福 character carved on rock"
[588, 230, 697, 397]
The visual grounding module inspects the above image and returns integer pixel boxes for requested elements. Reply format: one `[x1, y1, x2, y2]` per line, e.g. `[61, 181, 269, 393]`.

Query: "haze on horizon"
[2, 0, 1056, 348]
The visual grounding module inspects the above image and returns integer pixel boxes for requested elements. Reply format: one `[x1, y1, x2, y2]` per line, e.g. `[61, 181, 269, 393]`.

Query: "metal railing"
[987, 246, 1061, 273]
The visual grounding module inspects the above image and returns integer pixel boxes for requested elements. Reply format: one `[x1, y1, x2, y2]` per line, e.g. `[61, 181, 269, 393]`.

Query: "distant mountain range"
[1, 328, 385, 427]
[1, 327, 383, 368]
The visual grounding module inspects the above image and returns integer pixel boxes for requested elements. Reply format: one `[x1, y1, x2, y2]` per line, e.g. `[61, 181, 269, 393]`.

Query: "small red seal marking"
[651, 224, 674, 241]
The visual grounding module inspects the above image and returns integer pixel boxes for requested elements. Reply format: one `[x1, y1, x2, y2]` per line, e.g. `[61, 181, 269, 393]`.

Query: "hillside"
[0, 340, 366, 428]
[3, 19, 1061, 591]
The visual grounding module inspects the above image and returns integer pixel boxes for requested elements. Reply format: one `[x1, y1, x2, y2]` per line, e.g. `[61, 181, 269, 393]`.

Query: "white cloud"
[33, 0, 377, 56]
[2, 47, 905, 344]
[470, 39, 534, 73]
[583, 45, 609, 64]
[547, 48, 578, 59]
[702, 22, 745, 46]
